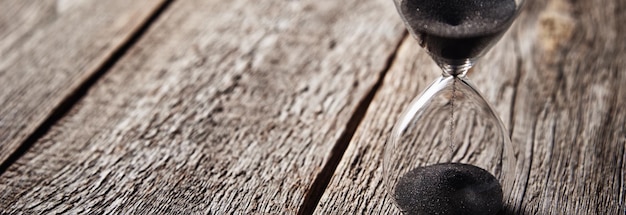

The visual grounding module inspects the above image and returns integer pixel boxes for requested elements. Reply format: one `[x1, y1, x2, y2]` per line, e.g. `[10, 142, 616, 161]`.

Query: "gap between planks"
[297, 31, 409, 215]
[0, 0, 175, 176]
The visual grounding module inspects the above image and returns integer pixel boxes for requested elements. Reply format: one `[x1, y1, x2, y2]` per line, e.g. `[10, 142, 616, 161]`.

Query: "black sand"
[394, 163, 503, 215]
[397, 0, 516, 60]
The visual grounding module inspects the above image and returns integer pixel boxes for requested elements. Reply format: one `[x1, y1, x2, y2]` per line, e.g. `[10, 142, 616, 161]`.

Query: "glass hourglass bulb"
[384, 0, 524, 215]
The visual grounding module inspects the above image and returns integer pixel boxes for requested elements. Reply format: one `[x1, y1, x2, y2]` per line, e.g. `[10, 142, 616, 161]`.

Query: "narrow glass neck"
[434, 57, 475, 78]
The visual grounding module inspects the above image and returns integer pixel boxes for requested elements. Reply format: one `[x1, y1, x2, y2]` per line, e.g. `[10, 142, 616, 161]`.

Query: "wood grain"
[0, 0, 167, 165]
[0, 0, 405, 213]
[509, 0, 626, 213]
[315, 0, 626, 214]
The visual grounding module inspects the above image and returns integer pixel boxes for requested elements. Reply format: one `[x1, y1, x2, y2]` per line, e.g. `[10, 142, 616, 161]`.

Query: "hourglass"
[384, 0, 524, 215]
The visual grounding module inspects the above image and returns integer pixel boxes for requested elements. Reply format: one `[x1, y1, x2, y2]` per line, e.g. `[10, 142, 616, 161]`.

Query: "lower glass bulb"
[384, 75, 515, 215]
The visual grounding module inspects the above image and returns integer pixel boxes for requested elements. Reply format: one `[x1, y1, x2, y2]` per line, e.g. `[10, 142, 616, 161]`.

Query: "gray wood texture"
[0, 0, 166, 165]
[0, 0, 405, 213]
[316, 0, 626, 214]
[0, 0, 624, 214]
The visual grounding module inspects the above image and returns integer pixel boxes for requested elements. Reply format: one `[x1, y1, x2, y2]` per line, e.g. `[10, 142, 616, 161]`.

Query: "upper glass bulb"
[392, 0, 524, 75]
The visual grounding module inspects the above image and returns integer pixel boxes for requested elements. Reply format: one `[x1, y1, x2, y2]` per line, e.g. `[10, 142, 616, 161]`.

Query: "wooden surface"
[0, 0, 168, 166]
[0, 0, 624, 214]
[0, 0, 167, 165]
[0, 0, 405, 213]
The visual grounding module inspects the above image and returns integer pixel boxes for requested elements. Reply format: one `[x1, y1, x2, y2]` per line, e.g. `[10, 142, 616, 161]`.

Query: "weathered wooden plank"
[508, 0, 626, 213]
[315, 0, 626, 214]
[0, 0, 167, 165]
[0, 0, 405, 214]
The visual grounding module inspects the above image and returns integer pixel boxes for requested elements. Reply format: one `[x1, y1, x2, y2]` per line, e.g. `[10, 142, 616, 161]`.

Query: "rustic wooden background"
[0, 0, 624, 214]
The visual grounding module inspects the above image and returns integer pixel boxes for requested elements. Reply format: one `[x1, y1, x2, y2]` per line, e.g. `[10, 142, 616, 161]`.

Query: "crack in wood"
[298, 31, 409, 215]
[509, 39, 523, 138]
